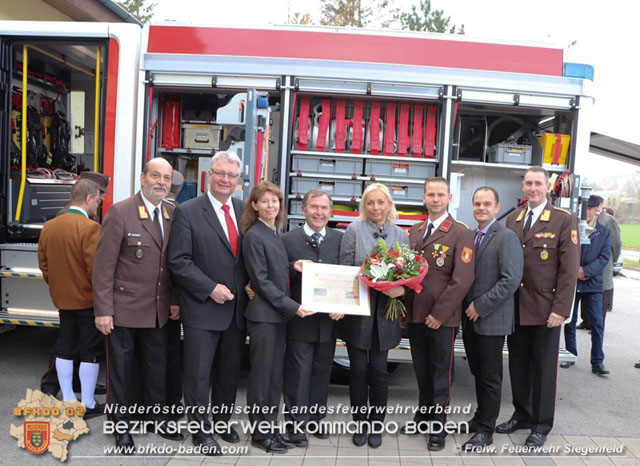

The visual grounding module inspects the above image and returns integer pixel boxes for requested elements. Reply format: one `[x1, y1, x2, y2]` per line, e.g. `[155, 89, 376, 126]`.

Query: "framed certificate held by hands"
[301, 262, 370, 316]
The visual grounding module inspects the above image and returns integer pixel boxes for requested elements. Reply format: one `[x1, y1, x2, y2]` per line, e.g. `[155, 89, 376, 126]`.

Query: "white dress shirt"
[303, 223, 326, 239]
[524, 201, 547, 233]
[207, 190, 238, 241]
[67, 206, 88, 218]
[424, 212, 448, 238]
[141, 192, 164, 238]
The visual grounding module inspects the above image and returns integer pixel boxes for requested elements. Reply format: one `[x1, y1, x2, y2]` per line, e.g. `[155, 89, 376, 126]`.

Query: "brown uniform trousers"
[504, 202, 579, 435]
[405, 214, 475, 430]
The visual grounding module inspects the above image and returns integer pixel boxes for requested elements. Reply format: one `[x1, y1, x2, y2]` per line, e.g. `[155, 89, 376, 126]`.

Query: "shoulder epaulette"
[456, 220, 470, 229]
[553, 207, 572, 215]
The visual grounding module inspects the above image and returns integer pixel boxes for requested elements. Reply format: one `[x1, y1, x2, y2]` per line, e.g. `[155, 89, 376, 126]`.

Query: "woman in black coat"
[240, 181, 313, 454]
[339, 183, 409, 449]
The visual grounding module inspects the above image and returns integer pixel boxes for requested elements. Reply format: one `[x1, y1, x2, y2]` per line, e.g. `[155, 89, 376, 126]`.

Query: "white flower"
[370, 262, 395, 281]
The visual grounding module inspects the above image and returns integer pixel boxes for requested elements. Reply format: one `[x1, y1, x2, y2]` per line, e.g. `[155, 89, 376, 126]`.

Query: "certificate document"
[301, 262, 370, 316]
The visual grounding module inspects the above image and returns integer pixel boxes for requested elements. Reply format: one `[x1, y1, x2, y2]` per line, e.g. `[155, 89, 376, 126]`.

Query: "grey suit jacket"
[463, 221, 523, 336]
[598, 210, 622, 290]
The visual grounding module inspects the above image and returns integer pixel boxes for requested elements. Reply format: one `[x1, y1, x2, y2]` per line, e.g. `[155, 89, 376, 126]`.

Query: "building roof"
[41, 0, 141, 24]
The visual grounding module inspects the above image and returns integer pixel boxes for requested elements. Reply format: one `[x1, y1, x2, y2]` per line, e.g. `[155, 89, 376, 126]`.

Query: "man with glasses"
[168, 151, 253, 456]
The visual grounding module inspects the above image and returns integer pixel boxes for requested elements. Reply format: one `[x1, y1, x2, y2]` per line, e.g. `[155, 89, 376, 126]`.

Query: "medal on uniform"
[436, 257, 445, 267]
[136, 240, 143, 259]
[432, 244, 441, 259]
[540, 249, 549, 260]
[433, 244, 449, 267]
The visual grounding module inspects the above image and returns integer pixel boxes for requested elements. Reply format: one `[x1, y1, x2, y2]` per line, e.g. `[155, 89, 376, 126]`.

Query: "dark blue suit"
[564, 222, 611, 366]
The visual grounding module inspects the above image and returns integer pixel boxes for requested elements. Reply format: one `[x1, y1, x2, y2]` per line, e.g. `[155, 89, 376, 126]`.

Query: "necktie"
[474, 231, 485, 253]
[312, 232, 323, 247]
[153, 207, 163, 241]
[523, 210, 534, 236]
[222, 204, 239, 258]
[423, 223, 434, 241]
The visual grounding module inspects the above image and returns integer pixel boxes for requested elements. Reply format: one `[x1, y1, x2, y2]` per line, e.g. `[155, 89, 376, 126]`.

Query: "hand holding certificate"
[301, 262, 370, 316]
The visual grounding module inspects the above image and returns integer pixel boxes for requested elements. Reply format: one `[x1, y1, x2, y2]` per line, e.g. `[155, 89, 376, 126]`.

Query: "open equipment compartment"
[450, 89, 580, 226]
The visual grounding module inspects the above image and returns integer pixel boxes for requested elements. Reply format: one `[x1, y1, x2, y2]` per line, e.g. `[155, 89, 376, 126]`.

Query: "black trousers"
[346, 330, 389, 423]
[165, 319, 183, 405]
[106, 325, 167, 427]
[183, 321, 245, 432]
[247, 320, 286, 441]
[506, 324, 561, 435]
[284, 338, 335, 425]
[408, 324, 456, 427]
[462, 324, 505, 434]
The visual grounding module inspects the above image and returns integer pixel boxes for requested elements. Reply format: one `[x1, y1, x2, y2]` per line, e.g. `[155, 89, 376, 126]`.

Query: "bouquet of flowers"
[359, 238, 429, 320]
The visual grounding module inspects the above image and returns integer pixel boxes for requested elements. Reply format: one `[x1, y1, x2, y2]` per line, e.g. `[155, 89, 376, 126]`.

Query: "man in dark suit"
[94, 158, 182, 451]
[281, 189, 343, 447]
[167, 151, 251, 456]
[497, 167, 579, 447]
[403, 177, 475, 451]
[462, 187, 523, 450]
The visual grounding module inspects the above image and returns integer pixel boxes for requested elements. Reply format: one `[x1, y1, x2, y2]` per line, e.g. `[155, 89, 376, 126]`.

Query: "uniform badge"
[516, 209, 525, 222]
[432, 244, 449, 266]
[136, 242, 144, 259]
[439, 220, 452, 232]
[571, 229, 578, 245]
[24, 421, 50, 454]
[540, 210, 551, 222]
[162, 206, 170, 220]
[138, 206, 149, 220]
[540, 250, 549, 260]
[461, 247, 473, 264]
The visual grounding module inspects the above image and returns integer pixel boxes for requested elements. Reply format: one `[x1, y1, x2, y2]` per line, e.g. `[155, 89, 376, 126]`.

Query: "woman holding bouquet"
[339, 182, 409, 448]
[241, 181, 314, 454]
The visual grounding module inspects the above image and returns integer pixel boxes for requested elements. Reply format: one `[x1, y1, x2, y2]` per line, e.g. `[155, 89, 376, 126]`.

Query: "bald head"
[140, 158, 173, 205]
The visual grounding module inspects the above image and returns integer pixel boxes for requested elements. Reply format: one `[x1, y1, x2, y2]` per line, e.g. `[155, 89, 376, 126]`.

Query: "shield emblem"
[24, 421, 50, 455]
[571, 229, 578, 245]
[461, 247, 473, 264]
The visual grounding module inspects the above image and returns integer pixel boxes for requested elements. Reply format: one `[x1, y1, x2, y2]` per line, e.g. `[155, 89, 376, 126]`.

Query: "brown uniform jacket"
[506, 201, 579, 325]
[93, 192, 175, 328]
[38, 210, 100, 310]
[406, 214, 475, 327]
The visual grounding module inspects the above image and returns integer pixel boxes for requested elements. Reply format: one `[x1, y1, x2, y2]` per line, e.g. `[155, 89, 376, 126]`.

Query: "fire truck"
[0, 21, 593, 341]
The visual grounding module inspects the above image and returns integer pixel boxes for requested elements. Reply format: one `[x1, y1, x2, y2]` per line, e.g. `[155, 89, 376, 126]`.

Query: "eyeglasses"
[211, 170, 240, 180]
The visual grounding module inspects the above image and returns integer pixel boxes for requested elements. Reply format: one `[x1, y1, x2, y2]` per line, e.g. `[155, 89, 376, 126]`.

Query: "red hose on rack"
[553, 171, 573, 198]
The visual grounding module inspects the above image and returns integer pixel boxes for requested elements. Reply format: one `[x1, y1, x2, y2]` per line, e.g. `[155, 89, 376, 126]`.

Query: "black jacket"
[167, 194, 248, 331]
[243, 221, 300, 323]
[282, 226, 342, 343]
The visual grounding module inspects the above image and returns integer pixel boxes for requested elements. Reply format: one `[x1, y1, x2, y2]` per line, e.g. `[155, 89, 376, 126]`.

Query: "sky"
[152, 0, 640, 181]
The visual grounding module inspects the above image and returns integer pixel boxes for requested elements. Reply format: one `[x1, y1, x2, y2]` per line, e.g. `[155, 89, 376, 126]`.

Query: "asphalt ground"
[1, 273, 638, 465]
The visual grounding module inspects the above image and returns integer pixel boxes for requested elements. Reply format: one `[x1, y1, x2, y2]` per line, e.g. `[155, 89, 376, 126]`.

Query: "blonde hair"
[359, 183, 398, 223]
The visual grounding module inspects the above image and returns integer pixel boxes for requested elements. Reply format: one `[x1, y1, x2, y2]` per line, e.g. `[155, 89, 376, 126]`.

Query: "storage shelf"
[291, 149, 438, 164]
[451, 160, 568, 172]
[289, 172, 424, 184]
[159, 148, 216, 155]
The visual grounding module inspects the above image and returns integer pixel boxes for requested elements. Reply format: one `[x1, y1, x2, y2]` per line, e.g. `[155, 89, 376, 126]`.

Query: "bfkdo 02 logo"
[24, 421, 50, 454]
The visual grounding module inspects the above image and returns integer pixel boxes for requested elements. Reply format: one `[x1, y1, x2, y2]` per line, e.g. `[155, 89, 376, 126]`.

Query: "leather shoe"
[94, 383, 107, 395]
[525, 432, 547, 447]
[274, 432, 295, 449]
[495, 419, 530, 434]
[577, 321, 590, 330]
[287, 430, 309, 448]
[368, 433, 382, 448]
[592, 364, 610, 375]
[115, 433, 134, 453]
[148, 424, 185, 441]
[400, 423, 419, 435]
[635, 361, 640, 369]
[463, 433, 493, 450]
[251, 437, 288, 454]
[193, 433, 223, 456]
[308, 421, 330, 439]
[428, 434, 446, 451]
[560, 361, 575, 369]
[219, 426, 240, 444]
[352, 423, 368, 447]
[83, 402, 105, 420]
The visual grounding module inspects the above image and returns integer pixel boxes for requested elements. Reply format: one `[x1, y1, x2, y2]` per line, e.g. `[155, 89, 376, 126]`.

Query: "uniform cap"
[79, 171, 111, 194]
[171, 170, 185, 194]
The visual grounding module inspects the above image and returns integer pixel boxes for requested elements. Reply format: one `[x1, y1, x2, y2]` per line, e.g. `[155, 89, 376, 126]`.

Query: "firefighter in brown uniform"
[496, 166, 579, 447]
[402, 177, 475, 451]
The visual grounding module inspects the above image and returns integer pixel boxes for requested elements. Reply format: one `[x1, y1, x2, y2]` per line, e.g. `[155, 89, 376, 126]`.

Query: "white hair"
[210, 151, 242, 175]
